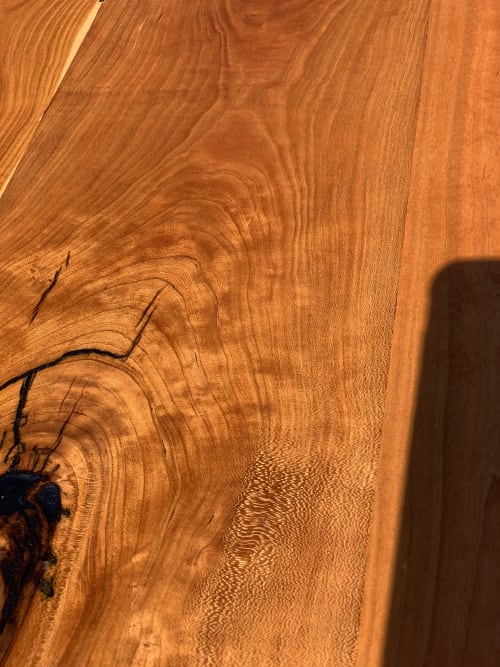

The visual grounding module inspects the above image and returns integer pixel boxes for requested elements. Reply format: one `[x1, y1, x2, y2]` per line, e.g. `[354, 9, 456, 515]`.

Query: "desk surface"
[0, 1, 498, 664]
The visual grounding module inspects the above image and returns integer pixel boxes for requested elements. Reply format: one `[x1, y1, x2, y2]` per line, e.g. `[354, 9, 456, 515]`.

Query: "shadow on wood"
[384, 261, 500, 666]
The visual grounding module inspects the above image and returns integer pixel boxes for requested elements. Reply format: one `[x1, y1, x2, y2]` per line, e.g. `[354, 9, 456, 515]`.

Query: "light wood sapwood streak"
[0, 0, 102, 197]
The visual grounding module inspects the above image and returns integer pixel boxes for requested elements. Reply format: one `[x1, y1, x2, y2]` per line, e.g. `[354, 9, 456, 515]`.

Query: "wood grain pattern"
[0, 0, 497, 665]
[0, 0, 102, 196]
[357, 0, 500, 664]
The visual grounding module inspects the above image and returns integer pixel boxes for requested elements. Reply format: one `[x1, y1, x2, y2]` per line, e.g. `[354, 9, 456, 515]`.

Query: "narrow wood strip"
[357, 0, 500, 664]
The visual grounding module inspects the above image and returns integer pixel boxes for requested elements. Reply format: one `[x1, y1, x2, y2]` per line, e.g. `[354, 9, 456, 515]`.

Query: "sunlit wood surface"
[0, 1, 498, 665]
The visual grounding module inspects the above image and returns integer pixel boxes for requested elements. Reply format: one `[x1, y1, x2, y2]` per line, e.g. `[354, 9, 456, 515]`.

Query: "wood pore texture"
[0, 1, 498, 666]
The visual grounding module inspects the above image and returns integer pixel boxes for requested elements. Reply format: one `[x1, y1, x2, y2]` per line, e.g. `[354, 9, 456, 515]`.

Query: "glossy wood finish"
[0, 1, 498, 665]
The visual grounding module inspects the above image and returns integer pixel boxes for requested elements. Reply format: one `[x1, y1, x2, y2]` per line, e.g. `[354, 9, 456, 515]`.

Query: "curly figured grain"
[0, 0, 434, 664]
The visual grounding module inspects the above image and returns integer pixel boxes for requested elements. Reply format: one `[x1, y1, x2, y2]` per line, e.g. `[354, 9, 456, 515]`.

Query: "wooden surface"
[358, 1, 500, 664]
[0, 1, 497, 665]
[0, 0, 101, 196]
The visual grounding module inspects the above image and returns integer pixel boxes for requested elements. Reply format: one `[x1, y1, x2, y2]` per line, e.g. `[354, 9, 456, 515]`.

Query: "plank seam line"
[354, 0, 434, 664]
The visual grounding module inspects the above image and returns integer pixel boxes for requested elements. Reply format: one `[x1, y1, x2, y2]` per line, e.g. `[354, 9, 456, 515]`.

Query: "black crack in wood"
[4, 371, 36, 468]
[38, 392, 83, 474]
[65, 251, 71, 268]
[30, 267, 62, 324]
[1, 292, 158, 395]
[0, 287, 162, 635]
